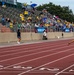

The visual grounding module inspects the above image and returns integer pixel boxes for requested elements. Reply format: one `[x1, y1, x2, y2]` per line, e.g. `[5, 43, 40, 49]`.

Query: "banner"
[65, 28, 70, 32]
[36, 27, 47, 33]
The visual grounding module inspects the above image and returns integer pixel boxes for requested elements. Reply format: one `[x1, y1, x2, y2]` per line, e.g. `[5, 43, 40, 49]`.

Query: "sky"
[17, 0, 74, 13]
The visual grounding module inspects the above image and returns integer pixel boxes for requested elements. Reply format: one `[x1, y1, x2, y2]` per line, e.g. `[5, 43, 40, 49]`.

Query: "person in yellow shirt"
[10, 22, 13, 31]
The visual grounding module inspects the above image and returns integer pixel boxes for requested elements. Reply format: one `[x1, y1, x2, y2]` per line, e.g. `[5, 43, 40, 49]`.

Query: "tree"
[37, 2, 74, 22]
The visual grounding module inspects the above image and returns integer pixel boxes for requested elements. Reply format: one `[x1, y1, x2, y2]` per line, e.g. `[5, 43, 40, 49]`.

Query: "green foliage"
[37, 2, 74, 22]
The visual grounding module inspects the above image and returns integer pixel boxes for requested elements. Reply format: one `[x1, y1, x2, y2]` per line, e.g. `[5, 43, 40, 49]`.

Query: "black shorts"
[17, 36, 21, 39]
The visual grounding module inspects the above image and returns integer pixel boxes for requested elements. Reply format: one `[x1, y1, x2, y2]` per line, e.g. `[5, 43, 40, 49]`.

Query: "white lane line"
[3, 47, 74, 69]
[0, 39, 66, 48]
[0, 40, 57, 48]
[0, 44, 72, 63]
[0, 43, 67, 58]
[0, 40, 65, 57]
[18, 53, 74, 75]
[0, 41, 47, 51]
[0, 42, 48, 52]
[0, 41, 66, 54]
[0, 71, 73, 74]
[0, 71, 22, 73]
[55, 64, 74, 75]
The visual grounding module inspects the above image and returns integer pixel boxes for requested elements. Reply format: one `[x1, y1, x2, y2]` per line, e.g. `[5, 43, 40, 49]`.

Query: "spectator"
[43, 30, 47, 40]
[17, 22, 21, 29]
[62, 32, 64, 38]
[1, 16, 6, 25]
[34, 23, 39, 33]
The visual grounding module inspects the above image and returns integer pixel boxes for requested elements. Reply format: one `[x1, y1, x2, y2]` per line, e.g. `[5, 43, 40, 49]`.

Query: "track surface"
[0, 39, 74, 75]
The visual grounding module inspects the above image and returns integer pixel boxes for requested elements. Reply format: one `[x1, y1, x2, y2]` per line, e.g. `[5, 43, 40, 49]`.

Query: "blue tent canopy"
[31, 3, 37, 8]
[2, 1, 5, 5]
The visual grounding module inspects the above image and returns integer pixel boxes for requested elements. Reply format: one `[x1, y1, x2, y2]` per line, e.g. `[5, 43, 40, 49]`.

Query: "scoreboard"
[0, 0, 17, 5]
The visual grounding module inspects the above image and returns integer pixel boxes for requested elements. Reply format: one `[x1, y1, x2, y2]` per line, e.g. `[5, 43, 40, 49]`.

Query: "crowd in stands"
[0, 2, 74, 33]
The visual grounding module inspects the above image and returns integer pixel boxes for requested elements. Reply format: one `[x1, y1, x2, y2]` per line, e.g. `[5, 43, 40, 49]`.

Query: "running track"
[0, 39, 74, 75]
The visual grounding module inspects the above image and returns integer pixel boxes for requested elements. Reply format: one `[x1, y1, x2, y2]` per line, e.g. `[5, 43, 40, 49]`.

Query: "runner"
[68, 40, 74, 45]
[17, 29, 21, 44]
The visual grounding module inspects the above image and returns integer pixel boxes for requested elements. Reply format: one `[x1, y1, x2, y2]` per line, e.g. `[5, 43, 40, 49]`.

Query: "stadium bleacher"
[0, 1, 74, 33]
